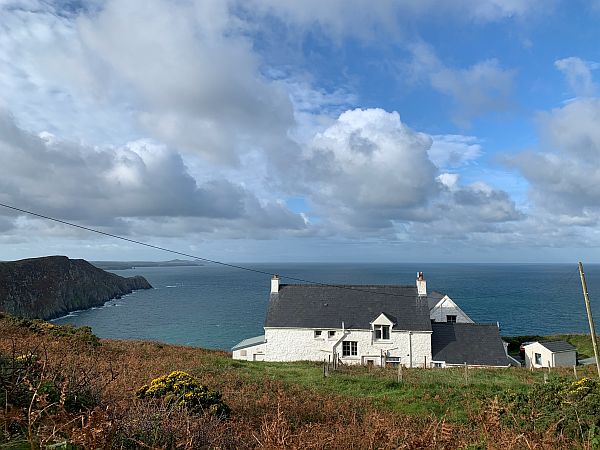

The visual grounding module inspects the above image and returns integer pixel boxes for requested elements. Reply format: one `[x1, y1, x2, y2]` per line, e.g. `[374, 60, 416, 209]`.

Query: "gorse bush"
[136, 371, 230, 417]
[502, 376, 600, 439]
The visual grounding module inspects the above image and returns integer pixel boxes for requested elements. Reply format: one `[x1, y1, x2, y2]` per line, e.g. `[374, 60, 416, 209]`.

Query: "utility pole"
[578, 262, 600, 379]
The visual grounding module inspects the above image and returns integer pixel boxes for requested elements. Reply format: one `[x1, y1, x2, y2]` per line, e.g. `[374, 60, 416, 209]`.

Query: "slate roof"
[431, 323, 510, 366]
[265, 284, 432, 331]
[231, 335, 266, 351]
[538, 340, 576, 353]
[427, 291, 445, 310]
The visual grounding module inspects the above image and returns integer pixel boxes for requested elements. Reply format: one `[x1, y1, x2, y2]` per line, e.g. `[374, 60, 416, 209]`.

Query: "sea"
[52, 263, 600, 350]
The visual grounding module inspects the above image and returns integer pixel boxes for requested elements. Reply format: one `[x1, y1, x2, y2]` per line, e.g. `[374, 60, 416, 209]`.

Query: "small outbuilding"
[523, 340, 576, 369]
[231, 335, 266, 361]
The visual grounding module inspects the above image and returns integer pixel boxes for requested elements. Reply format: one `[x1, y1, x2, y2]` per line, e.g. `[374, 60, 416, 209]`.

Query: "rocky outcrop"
[0, 256, 152, 320]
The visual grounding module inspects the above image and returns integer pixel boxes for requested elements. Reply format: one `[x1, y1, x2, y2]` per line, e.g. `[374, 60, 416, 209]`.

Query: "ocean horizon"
[52, 263, 600, 350]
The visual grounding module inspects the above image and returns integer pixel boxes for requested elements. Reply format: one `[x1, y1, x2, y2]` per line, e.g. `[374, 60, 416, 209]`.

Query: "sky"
[1, 0, 600, 263]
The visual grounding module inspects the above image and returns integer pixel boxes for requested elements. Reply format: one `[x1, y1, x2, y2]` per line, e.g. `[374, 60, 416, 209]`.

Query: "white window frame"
[534, 352, 542, 366]
[328, 330, 336, 339]
[373, 324, 391, 341]
[314, 330, 323, 339]
[446, 315, 457, 323]
[342, 341, 358, 357]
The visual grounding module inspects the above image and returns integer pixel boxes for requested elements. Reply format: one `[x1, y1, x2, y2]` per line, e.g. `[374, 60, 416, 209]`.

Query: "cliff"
[0, 256, 152, 320]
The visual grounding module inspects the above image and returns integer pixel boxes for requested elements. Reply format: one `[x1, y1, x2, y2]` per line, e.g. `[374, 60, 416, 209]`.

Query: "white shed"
[232, 335, 266, 361]
[523, 341, 576, 369]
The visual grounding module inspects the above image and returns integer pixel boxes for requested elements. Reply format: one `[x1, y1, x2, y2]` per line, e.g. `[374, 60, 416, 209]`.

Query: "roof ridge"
[279, 284, 417, 288]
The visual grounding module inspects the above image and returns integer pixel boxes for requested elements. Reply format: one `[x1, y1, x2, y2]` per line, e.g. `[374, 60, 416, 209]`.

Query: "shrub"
[502, 376, 600, 439]
[136, 371, 229, 417]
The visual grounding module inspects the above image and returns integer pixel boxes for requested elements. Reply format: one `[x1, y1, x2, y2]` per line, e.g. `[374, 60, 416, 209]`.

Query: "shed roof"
[231, 335, 265, 351]
[265, 284, 432, 331]
[431, 323, 509, 366]
[538, 340, 576, 353]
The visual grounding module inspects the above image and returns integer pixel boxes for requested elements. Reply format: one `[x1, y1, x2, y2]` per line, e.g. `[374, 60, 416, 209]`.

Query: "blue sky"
[1, 0, 600, 262]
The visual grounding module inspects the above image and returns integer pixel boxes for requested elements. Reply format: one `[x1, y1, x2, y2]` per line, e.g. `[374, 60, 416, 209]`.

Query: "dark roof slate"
[539, 340, 576, 353]
[431, 323, 509, 366]
[265, 284, 432, 331]
[427, 291, 445, 310]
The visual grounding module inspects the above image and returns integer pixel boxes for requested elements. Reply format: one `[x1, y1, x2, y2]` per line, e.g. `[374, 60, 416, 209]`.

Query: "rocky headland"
[0, 255, 152, 320]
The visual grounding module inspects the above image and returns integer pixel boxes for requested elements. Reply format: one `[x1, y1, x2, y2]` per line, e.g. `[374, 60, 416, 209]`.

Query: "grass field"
[1, 315, 599, 449]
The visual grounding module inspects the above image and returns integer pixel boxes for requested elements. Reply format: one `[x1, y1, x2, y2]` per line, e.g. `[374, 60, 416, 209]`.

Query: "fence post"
[573, 365, 578, 379]
[464, 362, 468, 384]
[397, 363, 403, 383]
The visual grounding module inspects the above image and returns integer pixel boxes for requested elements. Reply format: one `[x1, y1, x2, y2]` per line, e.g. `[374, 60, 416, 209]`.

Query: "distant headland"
[92, 259, 204, 270]
[0, 255, 152, 320]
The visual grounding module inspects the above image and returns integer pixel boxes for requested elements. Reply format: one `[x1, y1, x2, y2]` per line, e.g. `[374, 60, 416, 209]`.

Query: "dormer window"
[374, 324, 390, 340]
[314, 330, 322, 338]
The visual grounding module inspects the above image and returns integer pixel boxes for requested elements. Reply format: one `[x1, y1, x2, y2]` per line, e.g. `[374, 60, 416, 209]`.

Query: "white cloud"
[429, 135, 482, 169]
[509, 98, 600, 219]
[0, 0, 298, 165]
[293, 108, 520, 237]
[241, 0, 546, 40]
[555, 57, 598, 97]
[408, 43, 515, 125]
[0, 111, 306, 236]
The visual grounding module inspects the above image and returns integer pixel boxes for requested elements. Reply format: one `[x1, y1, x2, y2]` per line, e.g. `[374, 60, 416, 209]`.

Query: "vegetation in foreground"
[1, 314, 600, 449]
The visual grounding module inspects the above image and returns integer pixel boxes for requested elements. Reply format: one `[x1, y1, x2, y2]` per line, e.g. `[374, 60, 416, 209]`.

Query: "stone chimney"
[271, 274, 280, 293]
[416, 272, 427, 297]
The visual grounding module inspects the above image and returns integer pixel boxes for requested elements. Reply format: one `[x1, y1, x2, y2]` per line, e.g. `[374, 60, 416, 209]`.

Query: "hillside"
[1, 315, 597, 449]
[0, 256, 152, 320]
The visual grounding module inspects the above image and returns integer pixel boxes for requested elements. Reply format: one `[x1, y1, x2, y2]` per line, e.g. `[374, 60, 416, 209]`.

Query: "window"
[342, 341, 358, 357]
[433, 362, 443, 368]
[240, 350, 247, 357]
[446, 315, 457, 323]
[535, 353, 542, 366]
[374, 324, 390, 340]
[328, 330, 336, 338]
[314, 330, 322, 338]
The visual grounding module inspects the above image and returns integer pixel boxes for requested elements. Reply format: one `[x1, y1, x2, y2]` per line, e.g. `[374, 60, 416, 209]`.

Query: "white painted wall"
[429, 296, 473, 323]
[232, 342, 266, 361]
[263, 327, 432, 367]
[524, 342, 576, 368]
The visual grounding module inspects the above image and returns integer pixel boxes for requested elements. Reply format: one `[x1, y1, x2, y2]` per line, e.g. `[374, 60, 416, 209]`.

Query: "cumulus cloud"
[301, 109, 438, 229]
[408, 43, 515, 125]
[429, 135, 482, 169]
[292, 108, 520, 237]
[0, 111, 306, 236]
[508, 98, 600, 220]
[0, 1, 533, 255]
[555, 57, 599, 97]
[0, 0, 297, 165]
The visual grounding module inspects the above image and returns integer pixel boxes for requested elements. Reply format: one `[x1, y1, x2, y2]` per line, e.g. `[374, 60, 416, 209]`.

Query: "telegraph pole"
[578, 262, 600, 379]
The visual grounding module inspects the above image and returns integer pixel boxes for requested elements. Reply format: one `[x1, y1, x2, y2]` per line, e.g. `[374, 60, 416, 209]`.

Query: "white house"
[232, 272, 510, 368]
[523, 341, 577, 369]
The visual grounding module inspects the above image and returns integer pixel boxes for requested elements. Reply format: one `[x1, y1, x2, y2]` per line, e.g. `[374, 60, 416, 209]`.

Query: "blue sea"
[53, 263, 600, 350]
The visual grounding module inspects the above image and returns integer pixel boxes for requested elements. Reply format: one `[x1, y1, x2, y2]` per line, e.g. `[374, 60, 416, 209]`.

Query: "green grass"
[194, 333, 600, 423]
[196, 356, 584, 422]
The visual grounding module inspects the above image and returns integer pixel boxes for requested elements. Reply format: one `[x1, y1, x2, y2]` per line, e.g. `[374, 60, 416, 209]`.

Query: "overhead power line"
[0, 202, 406, 297]
[0, 202, 580, 301]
